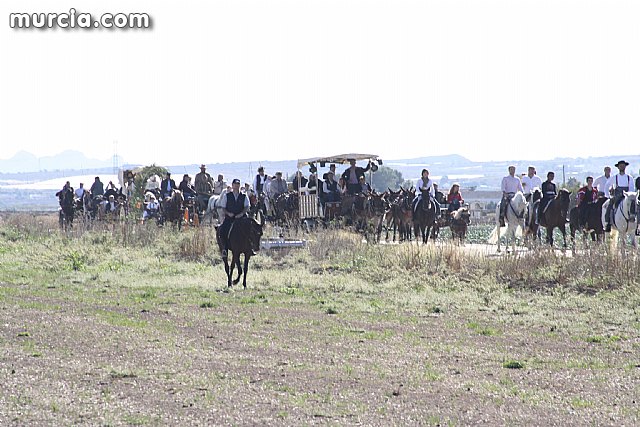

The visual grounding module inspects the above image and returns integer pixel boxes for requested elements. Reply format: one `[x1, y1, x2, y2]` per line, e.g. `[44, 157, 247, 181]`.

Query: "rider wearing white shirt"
[413, 169, 438, 212]
[593, 166, 612, 197]
[521, 166, 542, 201]
[603, 160, 635, 232]
[75, 183, 85, 199]
[499, 166, 524, 227]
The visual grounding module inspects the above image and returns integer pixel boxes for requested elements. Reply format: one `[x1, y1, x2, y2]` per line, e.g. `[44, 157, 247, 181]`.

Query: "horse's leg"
[233, 253, 242, 286]
[496, 217, 502, 253]
[560, 224, 567, 248]
[242, 254, 250, 289]
[425, 226, 431, 244]
[223, 254, 232, 287]
[546, 226, 553, 246]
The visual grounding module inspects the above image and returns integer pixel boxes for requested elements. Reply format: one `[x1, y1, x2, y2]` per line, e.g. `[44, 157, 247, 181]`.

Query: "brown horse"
[217, 214, 263, 288]
[534, 189, 571, 247]
[273, 192, 299, 228]
[163, 190, 185, 229]
[449, 206, 471, 244]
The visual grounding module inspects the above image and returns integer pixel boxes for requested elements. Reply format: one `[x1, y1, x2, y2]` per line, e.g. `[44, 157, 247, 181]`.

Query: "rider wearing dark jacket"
[536, 172, 557, 225]
[160, 172, 177, 199]
[178, 175, 197, 199]
[90, 177, 104, 198]
[218, 179, 250, 256]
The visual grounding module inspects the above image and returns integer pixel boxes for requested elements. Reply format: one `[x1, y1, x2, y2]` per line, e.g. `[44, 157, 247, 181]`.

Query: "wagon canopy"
[296, 153, 380, 169]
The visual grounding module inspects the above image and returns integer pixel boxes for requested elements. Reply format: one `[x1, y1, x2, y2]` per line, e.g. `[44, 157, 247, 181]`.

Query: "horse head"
[623, 191, 638, 218]
[451, 206, 471, 225]
[510, 191, 527, 218]
[369, 193, 386, 215]
[249, 215, 264, 252]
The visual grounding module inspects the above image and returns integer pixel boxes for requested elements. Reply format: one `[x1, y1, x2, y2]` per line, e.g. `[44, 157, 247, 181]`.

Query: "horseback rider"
[521, 166, 543, 202]
[195, 164, 214, 212]
[603, 160, 635, 232]
[499, 166, 524, 227]
[341, 159, 371, 195]
[56, 181, 74, 203]
[413, 169, 439, 212]
[323, 170, 341, 203]
[536, 171, 557, 225]
[218, 178, 250, 257]
[593, 166, 612, 197]
[74, 182, 85, 199]
[160, 172, 176, 199]
[447, 184, 464, 212]
[576, 176, 598, 227]
[178, 174, 197, 200]
[213, 174, 227, 196]
[252, 166, 269, 197]
[90, 176, 104, 198]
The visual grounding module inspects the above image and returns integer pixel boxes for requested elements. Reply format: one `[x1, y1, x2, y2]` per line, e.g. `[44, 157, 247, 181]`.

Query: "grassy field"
[0, 213, 638, 426]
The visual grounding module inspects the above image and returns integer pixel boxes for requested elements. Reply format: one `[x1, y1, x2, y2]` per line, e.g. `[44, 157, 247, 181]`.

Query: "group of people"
[499, 160, 637, 232]
[413, 168, 465, 214]
[56, 176, 131, 218]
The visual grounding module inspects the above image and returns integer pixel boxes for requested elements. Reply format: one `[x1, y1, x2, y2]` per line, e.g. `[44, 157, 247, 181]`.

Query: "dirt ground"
[1, 281, 638, 426]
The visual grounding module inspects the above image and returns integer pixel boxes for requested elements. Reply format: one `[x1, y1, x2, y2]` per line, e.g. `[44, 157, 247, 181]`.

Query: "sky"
[1, 0, 639, 167]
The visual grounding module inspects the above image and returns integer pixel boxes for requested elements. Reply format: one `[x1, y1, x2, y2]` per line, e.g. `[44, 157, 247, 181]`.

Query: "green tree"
[130, 164, 169, 215]
[370, 166, 409, 192]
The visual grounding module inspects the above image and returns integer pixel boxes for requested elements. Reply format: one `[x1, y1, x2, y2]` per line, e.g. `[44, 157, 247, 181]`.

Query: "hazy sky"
[1, 0, 639, 166]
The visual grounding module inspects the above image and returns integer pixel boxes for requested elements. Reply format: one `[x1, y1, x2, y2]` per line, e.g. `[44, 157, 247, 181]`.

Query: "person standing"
[341, 159, 371, 195]
[498, 166, 524, 227]
[195, 164, 214, 212]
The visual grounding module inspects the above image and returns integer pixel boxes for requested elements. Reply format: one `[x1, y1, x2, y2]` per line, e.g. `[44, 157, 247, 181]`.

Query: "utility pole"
[562, 165, 566, 187]
[112, 140, 119, 175]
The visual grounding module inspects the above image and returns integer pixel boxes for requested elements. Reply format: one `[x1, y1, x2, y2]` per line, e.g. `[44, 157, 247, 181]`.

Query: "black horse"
[58, 190, 75, 230]
[413, 191, 438, 244]
[217, 214, 263, 288]
[569, 197, 607, 245]
[534, 189, 571, 247]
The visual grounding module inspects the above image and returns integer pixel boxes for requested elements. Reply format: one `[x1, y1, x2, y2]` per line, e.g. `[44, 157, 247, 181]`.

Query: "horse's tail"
[488, 226, 500, 244]
[609, 228, 619, 251]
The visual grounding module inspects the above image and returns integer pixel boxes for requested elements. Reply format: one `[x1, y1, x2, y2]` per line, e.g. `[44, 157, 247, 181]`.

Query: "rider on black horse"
[536, 171, 557, 226]
[576, 176, 598, 227]
[218, 179, 251, 257]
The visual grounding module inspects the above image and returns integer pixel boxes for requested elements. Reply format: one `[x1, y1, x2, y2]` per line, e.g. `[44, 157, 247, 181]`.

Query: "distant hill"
[0, 150, 124, 173]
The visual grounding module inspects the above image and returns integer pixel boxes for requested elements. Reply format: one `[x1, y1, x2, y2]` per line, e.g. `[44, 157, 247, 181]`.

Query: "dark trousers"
[218, 217, 236, 253]
[347, 183, 360, 195]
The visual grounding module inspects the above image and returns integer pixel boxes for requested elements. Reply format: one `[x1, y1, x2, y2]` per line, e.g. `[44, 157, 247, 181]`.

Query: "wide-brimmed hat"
[200, 164, 206, 169]
[615, 160, 629, 167]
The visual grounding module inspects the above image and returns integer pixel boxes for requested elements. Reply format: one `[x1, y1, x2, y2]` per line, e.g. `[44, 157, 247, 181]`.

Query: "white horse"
[489, 192, 528, 253]
[602, 192, 638, 249]
[204, 194, 225, 225]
